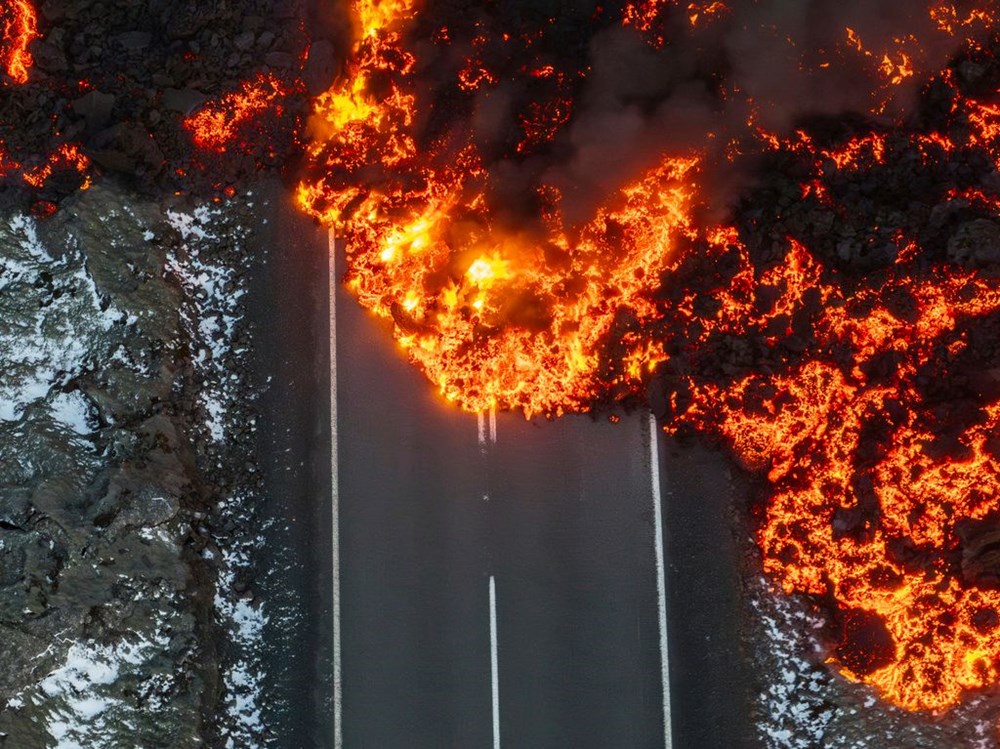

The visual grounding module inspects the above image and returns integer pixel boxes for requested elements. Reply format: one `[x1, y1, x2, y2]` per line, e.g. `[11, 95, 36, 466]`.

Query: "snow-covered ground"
[0, 214, 126, 426]
[0, 198, 200, 746]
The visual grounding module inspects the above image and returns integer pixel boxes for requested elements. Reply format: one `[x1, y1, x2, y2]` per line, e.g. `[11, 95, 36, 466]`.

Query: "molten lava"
[641, 61, 1000, 711]
[185, 72, 293, 154]
[297, 0, 698, 416]
[663, 234, 1000, 711]
[1, 0, 37, 84]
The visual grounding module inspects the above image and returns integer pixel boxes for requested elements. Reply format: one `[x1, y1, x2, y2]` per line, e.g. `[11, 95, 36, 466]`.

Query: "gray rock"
[72, 90, 116, 134]
[116, 31, 152, 50]
[947, 219, 1000, 266]
[303, 39, 338, 95]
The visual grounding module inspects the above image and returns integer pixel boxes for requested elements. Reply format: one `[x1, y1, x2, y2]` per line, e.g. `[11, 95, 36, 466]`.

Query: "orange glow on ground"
[0, 139, 90, 191]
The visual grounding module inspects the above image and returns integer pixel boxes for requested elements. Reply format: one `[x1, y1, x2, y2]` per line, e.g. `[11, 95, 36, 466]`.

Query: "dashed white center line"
[478, 409, 497, 500]
[329, 229, 343, 749]
[649, 412, 672, 749]
[490, 575, 501, 749]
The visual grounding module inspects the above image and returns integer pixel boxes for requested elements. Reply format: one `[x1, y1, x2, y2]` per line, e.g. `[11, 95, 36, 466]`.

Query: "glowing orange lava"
[1, 0, 37, 84]
[297, 0, 698, 416]
[666, 237, 1000, 710]
[647, 69, 1000, 710]
[185, 72, 292, 153]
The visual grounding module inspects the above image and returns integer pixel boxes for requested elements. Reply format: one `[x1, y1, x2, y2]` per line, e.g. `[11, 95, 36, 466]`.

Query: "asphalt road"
[658, 438, 755, 749]
[334, 236, 672, 749]
[253, 204, 755, 748]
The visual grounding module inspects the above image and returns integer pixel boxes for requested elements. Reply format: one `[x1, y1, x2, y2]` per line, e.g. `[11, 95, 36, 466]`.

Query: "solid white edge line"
[478, 411, 487, 449]
[330, 229, 343, 749]
[649, 412, 672, 749]
[488, 406, 497, 445]
[490, 575, 500, 749]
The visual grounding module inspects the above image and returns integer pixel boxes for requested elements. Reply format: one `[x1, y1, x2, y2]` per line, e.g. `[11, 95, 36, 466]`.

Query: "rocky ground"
[0, 181, 280, 747]
[0, 0, 336, 742]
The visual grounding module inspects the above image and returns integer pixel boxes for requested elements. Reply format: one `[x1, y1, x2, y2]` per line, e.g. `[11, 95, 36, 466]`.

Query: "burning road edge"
[8, 0, 1000, 746]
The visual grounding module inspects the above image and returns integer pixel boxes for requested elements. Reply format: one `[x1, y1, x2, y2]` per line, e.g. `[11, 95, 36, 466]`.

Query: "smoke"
[424, 0, 997, 221]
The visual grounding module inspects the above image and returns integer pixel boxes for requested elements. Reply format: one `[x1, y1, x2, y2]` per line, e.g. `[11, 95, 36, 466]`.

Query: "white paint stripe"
[649, 412, 672, 749]
[478, 411, 487, 449]
[488, 406, 497, 445]
[490, 575, 500, 749]
[329, 229, 343, 749]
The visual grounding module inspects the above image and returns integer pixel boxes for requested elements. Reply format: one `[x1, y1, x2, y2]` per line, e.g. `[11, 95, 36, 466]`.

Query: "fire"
[185, 72, 293, 153]
[1, 0, 37, 84]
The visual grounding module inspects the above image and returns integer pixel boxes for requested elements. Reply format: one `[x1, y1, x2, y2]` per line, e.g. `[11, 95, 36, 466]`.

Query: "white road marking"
[329, 229, 343, 749]
[488, 406, 497, 445]
[649, 411, 672, 749]
[478, 412, 490, 500]
[490, 575, 500, 749]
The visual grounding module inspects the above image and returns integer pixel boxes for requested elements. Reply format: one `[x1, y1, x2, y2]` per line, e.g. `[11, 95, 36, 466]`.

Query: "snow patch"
[48, 391, 93, 436]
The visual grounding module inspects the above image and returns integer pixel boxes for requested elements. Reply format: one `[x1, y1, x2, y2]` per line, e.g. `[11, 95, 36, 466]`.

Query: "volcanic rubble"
[0, 0, 322, 213]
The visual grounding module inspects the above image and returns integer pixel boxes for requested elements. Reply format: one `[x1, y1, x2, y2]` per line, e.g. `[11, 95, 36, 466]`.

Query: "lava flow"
[294, 0, 1000, 718]
[644, 57, 1000, 710]
[296, 0, 699, 416]
[1, 0, 37, 85]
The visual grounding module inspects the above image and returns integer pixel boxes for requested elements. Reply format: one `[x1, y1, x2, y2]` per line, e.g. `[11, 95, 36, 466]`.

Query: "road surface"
[249, 184, 334, 747]
[332, 235, 673, 748]
[251, 198, 755, 747]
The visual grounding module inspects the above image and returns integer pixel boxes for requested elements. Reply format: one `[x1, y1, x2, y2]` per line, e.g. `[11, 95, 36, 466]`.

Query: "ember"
[185, 72, 295, 154]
